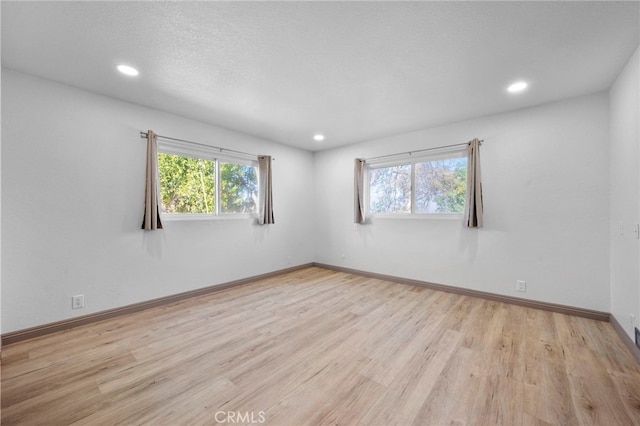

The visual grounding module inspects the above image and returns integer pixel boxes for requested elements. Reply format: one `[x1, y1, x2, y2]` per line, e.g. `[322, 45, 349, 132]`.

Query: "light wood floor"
[2, 267, 640, 425]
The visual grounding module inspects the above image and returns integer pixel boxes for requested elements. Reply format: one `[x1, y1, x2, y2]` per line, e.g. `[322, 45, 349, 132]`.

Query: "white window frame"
[157, 139, 259, 221]
[366, 147, 467, 219]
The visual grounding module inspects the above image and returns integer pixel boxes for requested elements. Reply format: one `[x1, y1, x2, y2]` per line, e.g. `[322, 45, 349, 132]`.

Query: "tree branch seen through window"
[158, 152, 257, 215]
[368, 154, 467, 215]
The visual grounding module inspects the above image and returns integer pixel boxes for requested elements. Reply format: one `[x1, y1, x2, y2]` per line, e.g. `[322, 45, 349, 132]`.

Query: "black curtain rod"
[140, 131, 273, 160]
[363, 139, 483, 162]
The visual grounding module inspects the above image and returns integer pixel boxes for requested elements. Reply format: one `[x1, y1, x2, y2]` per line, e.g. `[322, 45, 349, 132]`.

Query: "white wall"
[2, 62, 631, 334]
[314, 93, 611, 312]
[1, 69, 315, 333]
[610, 46, 640, 340]
[0, 57, 3, 338]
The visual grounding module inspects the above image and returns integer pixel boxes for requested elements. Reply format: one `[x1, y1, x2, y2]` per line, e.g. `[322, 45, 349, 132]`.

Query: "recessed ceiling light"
[507, 81, 528, 93]
[313, 134, 325, 141]
[117, 64, 139, 76]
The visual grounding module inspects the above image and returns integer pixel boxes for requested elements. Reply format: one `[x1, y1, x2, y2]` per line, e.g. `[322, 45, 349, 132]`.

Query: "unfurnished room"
[1, 1, 640, 425]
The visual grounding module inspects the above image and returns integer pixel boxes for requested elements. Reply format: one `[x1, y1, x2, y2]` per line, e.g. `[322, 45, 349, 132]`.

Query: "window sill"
[369, 213, 463, 220]
[161, 213, 258, 221]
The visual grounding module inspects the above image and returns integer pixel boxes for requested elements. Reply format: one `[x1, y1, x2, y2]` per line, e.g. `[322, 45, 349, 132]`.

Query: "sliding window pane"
[157, 152, 215, 214]
[369, 164, 411, 214]
[220, 162, 258, 214]
[415, 157, 467, 213]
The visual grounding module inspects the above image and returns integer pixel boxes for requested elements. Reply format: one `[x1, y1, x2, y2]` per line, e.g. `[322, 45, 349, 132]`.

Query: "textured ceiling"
[2, 1, 639, 151]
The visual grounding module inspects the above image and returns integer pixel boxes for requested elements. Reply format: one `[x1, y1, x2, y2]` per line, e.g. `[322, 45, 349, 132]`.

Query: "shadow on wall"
[142, 230, 165, 259]
[253, 220, 272, 244]
[355, 219, 375, 246]
[458, 224, 480, 262]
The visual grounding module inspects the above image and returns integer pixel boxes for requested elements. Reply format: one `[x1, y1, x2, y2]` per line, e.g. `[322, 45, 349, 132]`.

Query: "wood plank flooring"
[2, 266, 640, 425]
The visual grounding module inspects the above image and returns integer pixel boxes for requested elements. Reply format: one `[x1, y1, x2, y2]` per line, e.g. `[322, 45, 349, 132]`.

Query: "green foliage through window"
[158, 152, 257, 215]
[220, 162, 258, 214]
[415, 158, 467, 213]
[158, 153, 215, 213]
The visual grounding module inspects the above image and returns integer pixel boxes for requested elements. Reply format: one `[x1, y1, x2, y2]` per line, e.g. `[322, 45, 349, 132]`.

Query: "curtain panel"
[464, 138, 483, 228]
[258, 155, 275, 225]
[354, 158, 366, 224]
[141, 130, 163, 230]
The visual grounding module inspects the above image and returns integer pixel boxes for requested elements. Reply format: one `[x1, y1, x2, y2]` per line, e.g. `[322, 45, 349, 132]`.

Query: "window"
[219, 162, 258, 214]
[158, 153, 216, 214]
[157, 145, 258, 218]
[414, 156, 467, 213]
[368, 150, 467, 216]
[369, 164, 412, 214]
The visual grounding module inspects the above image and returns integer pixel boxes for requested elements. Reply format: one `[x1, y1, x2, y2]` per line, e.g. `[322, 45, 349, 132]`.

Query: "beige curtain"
[464, 138, 483, 228]
[354, 158, 366, 224]
[258, 155, 275, 225]
[142, 130, 163, 230]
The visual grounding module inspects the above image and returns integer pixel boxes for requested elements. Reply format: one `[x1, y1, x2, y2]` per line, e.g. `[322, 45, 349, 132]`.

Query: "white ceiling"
[2, 1, 639, 151]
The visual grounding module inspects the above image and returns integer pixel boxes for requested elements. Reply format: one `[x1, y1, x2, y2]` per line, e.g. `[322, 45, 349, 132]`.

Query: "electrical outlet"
[516, 280, 526, 292]
[72, 295, 84, 309]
